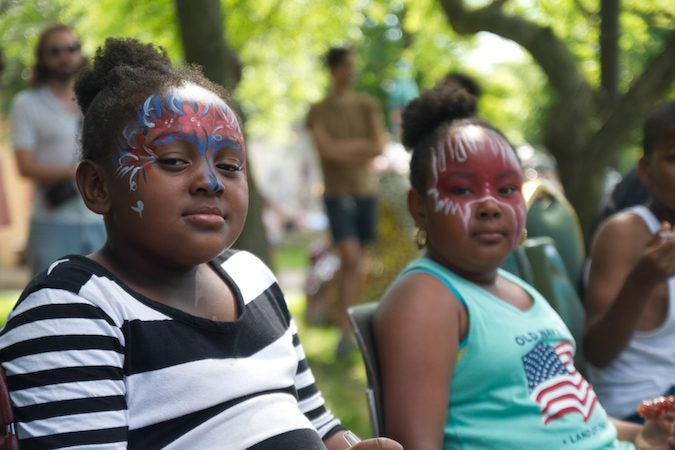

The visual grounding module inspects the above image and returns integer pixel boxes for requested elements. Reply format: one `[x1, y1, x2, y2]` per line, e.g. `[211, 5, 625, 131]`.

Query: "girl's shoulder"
[591, 209, 654, 260]
[398, 257, 471, 295]
[212, 249, 277, 287]
[599, 207, 655, 240]
[3, 256, 124, 340]
[375, 258, 468, 355]
[378, 258, 467, 317]
[20, 255, 107, 300]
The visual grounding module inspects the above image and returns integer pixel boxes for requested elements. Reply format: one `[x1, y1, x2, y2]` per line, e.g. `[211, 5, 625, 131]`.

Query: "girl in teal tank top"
[374, 87, 672, 449]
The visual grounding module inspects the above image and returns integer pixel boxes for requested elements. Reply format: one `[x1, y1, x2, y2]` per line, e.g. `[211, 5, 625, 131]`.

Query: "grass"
[275, 237, 373, 437]
[0, 290, 19, 327]
[274, 238, 311, 271]
[287, 290, 372, 438]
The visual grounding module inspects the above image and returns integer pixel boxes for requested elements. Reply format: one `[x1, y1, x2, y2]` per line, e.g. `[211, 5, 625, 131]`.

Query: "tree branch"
[600, 0, 620, 99]
[587, 32, 675, 158]
[438, 0, 592, 99]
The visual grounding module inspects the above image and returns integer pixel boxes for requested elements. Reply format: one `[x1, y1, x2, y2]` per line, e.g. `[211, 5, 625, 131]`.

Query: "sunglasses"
[46, 42, 81, 57]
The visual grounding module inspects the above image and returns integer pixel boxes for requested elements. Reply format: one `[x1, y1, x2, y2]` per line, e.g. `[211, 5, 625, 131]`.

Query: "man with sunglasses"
[10, 23, 105, 276]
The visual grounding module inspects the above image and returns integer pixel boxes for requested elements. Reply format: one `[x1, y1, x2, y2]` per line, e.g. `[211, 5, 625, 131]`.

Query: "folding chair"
[501, 245, 535, 285]
[346, 302, 383, 437]
[0, 368, 18, 450]
[523, 236, 587, 374]
[523, 178, 586, 293]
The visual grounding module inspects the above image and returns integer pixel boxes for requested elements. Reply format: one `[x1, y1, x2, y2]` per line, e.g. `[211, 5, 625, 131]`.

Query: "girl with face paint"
[374, 87, 673, 450]
[0, 38, 402, 450]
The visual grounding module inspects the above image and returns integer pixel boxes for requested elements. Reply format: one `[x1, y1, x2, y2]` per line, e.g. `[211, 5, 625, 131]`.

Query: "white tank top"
[586, 205, 675, 418]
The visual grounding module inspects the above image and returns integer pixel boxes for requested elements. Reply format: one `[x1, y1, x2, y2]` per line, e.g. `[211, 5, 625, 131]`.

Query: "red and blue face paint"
[114, 83, 244, 216]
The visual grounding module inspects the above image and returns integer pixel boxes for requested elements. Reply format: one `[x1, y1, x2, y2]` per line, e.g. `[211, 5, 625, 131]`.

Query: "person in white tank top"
[585, 100, 675, 422]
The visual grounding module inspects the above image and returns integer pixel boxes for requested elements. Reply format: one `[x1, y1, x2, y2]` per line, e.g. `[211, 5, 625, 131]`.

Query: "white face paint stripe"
[427, 187, 524, 235]
[434, 125, 518, 168]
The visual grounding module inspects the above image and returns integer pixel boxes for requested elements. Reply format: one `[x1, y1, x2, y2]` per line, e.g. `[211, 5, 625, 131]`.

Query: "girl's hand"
[634, 223, 675, 284]
[348, 437, 403, 449]
[326, 430, 403, 450]
[634, 412, 675, 450]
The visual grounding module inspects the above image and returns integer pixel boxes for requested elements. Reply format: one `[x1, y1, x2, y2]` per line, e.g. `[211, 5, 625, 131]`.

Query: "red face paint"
[427, 124, 526, 249]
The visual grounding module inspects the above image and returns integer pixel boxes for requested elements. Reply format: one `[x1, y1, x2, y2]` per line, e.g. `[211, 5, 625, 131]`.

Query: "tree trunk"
[175, 0, 272, 267]
[438, 0, 675, 239]
[600, 0, 620, 101]
[174, 0, 239, 91]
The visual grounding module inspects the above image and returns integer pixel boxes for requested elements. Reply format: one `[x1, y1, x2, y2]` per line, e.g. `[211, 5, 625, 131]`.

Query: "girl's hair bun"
[75, 38, 172, 114]
[401, 86, 477, 150]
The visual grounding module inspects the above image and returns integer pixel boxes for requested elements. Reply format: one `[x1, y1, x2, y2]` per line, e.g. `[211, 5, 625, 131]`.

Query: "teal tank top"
[401, 258, 635, 450]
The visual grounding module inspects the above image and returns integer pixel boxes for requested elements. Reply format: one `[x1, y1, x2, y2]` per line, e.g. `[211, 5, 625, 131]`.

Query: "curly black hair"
[401, 86, 514, 194]
[436, 71, 483, 98]
[643, 100, 675, 157]
[75, 37, 231, 162]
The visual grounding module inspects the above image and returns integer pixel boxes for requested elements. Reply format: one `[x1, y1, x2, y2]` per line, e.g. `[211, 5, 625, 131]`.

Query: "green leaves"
[1, 0, 671, 149]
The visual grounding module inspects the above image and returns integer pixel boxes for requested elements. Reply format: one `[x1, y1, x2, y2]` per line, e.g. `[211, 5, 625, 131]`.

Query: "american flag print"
[522, 341, 598, 425]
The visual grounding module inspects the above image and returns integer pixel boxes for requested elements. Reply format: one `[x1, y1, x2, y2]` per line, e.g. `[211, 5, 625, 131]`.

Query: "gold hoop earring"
[415, 229, 427, 249]
[519, 228, 528, 245]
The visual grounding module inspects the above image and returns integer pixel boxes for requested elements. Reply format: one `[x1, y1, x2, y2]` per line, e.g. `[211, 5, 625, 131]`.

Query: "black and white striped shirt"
[0, 250, 341, 449]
